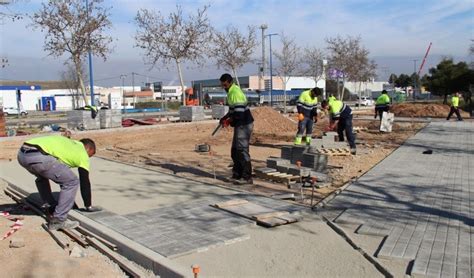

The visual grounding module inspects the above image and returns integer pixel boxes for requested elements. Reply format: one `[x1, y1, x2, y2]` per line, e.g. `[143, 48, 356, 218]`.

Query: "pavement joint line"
[321, 215, 394, 278]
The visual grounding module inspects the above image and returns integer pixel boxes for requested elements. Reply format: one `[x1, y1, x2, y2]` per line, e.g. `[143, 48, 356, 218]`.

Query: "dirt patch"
[0, 181, 127, 278]
[0, 107, 425, 207]
[390, 103, 469, 118]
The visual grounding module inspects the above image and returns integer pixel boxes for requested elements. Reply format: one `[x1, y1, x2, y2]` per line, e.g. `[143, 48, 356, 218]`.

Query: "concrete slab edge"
[322, 216, 394, 278]
[5, 180, 191, 278]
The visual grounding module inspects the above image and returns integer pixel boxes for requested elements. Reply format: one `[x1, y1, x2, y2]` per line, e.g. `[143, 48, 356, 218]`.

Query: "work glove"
[219, 118, 231, 127]
[297, 113, 305, 121]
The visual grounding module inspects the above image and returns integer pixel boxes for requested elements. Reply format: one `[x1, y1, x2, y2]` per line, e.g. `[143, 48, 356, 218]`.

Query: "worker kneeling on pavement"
[17, 135, 100, 230]
[321, 99, 357, 155]
[219, 73, 254, 185]
[374, 90, 390, 120]
[295, 87, 321, 145]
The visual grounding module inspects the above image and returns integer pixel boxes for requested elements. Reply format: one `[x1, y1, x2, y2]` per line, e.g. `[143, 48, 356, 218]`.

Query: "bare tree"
[0, 0, 25, 23]
[301, 46, 325, 92]
[274, 33, 300, 113]
[31, 0, 113, 104]
[60, 62, 88, 109]
[326, 35, 372, 100]
[210, 25, 257, 87]
[135, 5, 212, 105]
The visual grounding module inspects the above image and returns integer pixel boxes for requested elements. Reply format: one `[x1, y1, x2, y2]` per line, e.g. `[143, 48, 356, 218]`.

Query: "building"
[192, 75, 326, 105]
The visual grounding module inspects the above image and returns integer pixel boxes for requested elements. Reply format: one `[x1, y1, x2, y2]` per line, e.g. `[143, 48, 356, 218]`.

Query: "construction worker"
[17, 135, 99, 230]
[446, 92, 463, 121]
[219, 73, 254, 185]
[374, 90, 391, 120]
[321, 99, 357, 155]
[84, 105, 98, 119]
[328, 94, 337, 103]
[294, 87, 321, 145]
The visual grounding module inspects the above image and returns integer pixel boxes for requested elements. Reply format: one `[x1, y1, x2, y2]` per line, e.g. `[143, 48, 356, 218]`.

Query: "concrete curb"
[5, 181, 191, 278]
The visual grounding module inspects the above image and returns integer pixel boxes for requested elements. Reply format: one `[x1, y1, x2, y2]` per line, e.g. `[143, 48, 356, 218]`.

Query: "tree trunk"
[232, 67, 240, 87]
[176, 59, 186, 106]
[283, 78, 287, 114]
[74, 60, 88, 106]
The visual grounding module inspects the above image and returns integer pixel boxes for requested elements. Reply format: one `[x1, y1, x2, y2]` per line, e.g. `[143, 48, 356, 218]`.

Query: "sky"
[0, 0, 473, 87]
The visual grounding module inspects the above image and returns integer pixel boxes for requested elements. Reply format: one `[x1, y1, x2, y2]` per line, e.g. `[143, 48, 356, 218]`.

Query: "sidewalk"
[319, 121, 473, 277]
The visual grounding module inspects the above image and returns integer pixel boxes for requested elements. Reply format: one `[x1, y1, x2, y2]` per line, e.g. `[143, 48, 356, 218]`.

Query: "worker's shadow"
[158, 163, 228, 182]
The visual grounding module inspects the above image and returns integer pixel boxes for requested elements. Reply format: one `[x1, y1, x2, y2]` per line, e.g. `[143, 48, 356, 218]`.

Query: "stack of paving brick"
[99, 109, 122, 129]
[179, 106, 206, 121]
[311, 132, 348, 149]
[67, 110, 100, 130]
[264, 145, 329, 182]
[211, 105, 228, 119]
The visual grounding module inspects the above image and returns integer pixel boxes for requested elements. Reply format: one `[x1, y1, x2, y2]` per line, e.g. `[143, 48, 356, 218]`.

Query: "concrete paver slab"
[318, 121, 474, 277]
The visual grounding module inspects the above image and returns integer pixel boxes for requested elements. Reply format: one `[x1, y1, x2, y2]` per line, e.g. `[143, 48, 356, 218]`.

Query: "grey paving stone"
[316, 122, 474, 276]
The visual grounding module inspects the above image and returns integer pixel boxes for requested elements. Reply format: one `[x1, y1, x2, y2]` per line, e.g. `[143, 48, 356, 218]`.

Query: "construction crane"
[417, 42, 432, 76]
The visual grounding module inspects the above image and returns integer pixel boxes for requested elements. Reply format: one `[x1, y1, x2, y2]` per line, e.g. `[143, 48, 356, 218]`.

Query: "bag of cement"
[380, 112, 394, 132]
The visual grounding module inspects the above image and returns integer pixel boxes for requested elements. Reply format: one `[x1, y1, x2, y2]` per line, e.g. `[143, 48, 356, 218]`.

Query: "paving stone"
[440, 263, 456, 278]
[316, 121, 474, 276]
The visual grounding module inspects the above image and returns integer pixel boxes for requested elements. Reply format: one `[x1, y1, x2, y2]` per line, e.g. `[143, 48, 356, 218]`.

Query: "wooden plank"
[256, 217, 288, 227]
[42, 223, 70, 251]
[252, 211, 289, 220]
[213, 199, 249, 208]
[86, 237, 145, 278]
[75, 226, 118, 251]
[62, 228, 89, 248]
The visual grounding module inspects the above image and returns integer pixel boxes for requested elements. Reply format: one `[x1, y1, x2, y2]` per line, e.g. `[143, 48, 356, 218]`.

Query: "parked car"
[2, 107, 28, 116]
[355, 96, 374, 106]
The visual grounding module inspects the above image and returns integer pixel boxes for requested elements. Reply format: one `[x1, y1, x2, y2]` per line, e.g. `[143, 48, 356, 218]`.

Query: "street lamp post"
[260, 24, 267, 91]
[85, 0, 95, 106]
[120, 74, 127, 113]
[266, 33, 278, 106]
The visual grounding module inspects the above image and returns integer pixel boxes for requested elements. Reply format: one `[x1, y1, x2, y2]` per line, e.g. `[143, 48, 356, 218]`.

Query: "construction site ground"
[0, 103, 468, 277]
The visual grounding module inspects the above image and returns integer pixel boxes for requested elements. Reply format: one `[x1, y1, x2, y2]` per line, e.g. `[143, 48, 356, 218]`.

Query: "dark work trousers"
[375, 105, 389, 121]
[17, 148, 79, 221]
[296, 117, 313, 137]
[231, 123, 253, 180]
[337, 114, 356, 149]
[447, 106, 462, 120]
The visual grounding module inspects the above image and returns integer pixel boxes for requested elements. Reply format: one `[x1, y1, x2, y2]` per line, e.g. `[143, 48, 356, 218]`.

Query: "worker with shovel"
[321, 99, 357, 155]
[17, 135, 100, 230]
[219, 73, 254, 185]
[294, 87, 321, 145]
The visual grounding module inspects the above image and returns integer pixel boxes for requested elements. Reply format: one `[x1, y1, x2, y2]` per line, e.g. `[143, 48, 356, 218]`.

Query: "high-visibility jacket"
[328, 96, 337, 104]
[451, 96, 459, 107]
[376, 94, 390, 105]
[329, 100, 351, 120]
[226, 83, 254, 126]
[297, 90, 318, 118]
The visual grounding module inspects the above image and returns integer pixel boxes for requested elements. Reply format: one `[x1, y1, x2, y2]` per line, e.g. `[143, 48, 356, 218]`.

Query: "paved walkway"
[0, 156, 383, 277]
[319, 121, 473, 278]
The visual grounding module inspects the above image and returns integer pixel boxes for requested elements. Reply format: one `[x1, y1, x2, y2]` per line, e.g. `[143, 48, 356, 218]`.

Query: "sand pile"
[251, 107, 296, 134]
[390, 103, 469, 118]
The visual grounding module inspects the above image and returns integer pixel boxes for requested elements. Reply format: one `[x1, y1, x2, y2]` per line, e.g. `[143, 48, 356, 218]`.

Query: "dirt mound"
[251, 107, 296, 134]
[390, 103, 469, 118]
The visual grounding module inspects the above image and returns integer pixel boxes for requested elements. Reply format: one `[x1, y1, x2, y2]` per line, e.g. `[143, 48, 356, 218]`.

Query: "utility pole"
[413, 59, 418, 100]
[260, 24, 267, 91]
[266, 33, 278, 106]
[85, 0, 95, 106]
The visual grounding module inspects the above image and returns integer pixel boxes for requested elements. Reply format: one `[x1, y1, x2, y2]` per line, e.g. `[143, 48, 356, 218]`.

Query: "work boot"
[305, 136, 312, 145]
[350, 148, 357, 155]
[294, 136, 302, 145]
[80, 206, 103, 213]
[233, 178, 253, 185]
[48, 218, 79, 231]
